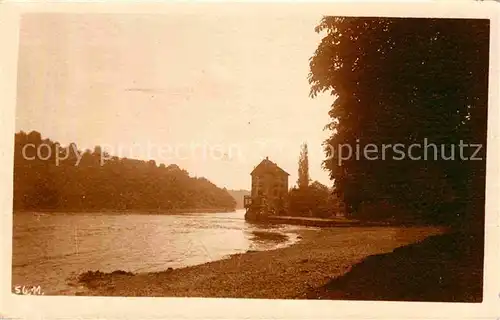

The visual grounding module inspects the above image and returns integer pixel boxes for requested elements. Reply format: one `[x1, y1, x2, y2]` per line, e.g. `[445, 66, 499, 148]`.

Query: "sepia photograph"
[2, 2, 498, 315]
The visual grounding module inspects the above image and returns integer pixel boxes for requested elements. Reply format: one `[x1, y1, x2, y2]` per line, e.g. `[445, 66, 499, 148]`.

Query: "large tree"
[297, 143, 310, 190]
[309, 17, 489, 226]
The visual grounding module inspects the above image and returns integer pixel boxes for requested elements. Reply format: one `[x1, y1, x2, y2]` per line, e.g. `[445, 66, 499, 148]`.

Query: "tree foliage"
[309, 17, 489, 226]
[288, 181, 335, 218]
[288, 144, 338, 218]
[13, 131, 236, 212]
[297, 143, 310, 190]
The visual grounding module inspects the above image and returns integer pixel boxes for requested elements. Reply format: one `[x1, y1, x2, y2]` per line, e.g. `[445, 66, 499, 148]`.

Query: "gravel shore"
[78, 226, 445, 298]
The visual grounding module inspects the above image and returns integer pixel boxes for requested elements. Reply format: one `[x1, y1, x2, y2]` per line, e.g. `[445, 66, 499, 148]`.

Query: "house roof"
[251, 157, 290, 176]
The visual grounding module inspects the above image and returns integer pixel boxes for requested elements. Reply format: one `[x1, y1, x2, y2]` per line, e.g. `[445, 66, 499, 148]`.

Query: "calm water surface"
[12, 209, 302, 295]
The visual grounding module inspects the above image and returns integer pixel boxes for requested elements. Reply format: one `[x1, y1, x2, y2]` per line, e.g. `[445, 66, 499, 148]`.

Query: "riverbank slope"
[78, 226, 445, 298]
[304, 230, 484, 302]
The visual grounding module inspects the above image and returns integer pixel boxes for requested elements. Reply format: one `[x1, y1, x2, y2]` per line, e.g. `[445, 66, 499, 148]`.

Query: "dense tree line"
[288, 181, 336, 218]
[309, 17, 489, 227]
[288, 143, 340, 218]
[13, 131, 236, 212]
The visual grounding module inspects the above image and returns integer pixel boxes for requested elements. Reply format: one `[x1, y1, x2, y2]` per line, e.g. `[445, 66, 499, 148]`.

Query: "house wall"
[251, 172, 288, 212]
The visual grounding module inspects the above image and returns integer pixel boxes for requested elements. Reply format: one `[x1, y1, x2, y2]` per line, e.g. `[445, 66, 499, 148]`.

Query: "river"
[12, 209, 303, 295]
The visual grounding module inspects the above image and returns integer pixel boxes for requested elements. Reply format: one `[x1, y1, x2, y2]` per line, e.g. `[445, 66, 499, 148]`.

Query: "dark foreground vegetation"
[13, 131, 236, 212]
[305, 231, 483, 302]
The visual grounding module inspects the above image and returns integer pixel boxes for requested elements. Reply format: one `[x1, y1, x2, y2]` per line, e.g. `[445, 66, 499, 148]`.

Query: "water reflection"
[12, 209, 301, 295]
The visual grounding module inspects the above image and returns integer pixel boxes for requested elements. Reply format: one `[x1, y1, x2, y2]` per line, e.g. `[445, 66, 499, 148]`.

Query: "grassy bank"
[303, 231, 484, 302]
[77, 226, 445, 298]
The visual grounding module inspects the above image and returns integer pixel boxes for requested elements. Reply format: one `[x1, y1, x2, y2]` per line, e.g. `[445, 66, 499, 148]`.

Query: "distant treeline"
[13, 131, 236, 212]
[226, 189, 250, 209]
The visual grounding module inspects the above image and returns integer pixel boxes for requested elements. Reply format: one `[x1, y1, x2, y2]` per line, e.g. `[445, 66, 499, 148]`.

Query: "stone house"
[244, 157, 289, 219]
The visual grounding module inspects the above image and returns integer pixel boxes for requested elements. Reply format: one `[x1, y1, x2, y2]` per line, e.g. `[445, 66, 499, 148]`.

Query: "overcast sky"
[16, 13, 333, 190]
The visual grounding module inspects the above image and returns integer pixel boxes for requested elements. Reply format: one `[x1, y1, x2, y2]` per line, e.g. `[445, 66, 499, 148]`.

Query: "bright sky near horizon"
[16, 13, 333, 190]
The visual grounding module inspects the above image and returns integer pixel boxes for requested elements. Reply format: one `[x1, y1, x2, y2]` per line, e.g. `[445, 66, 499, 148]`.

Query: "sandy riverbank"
[77, 226, 445, 298]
